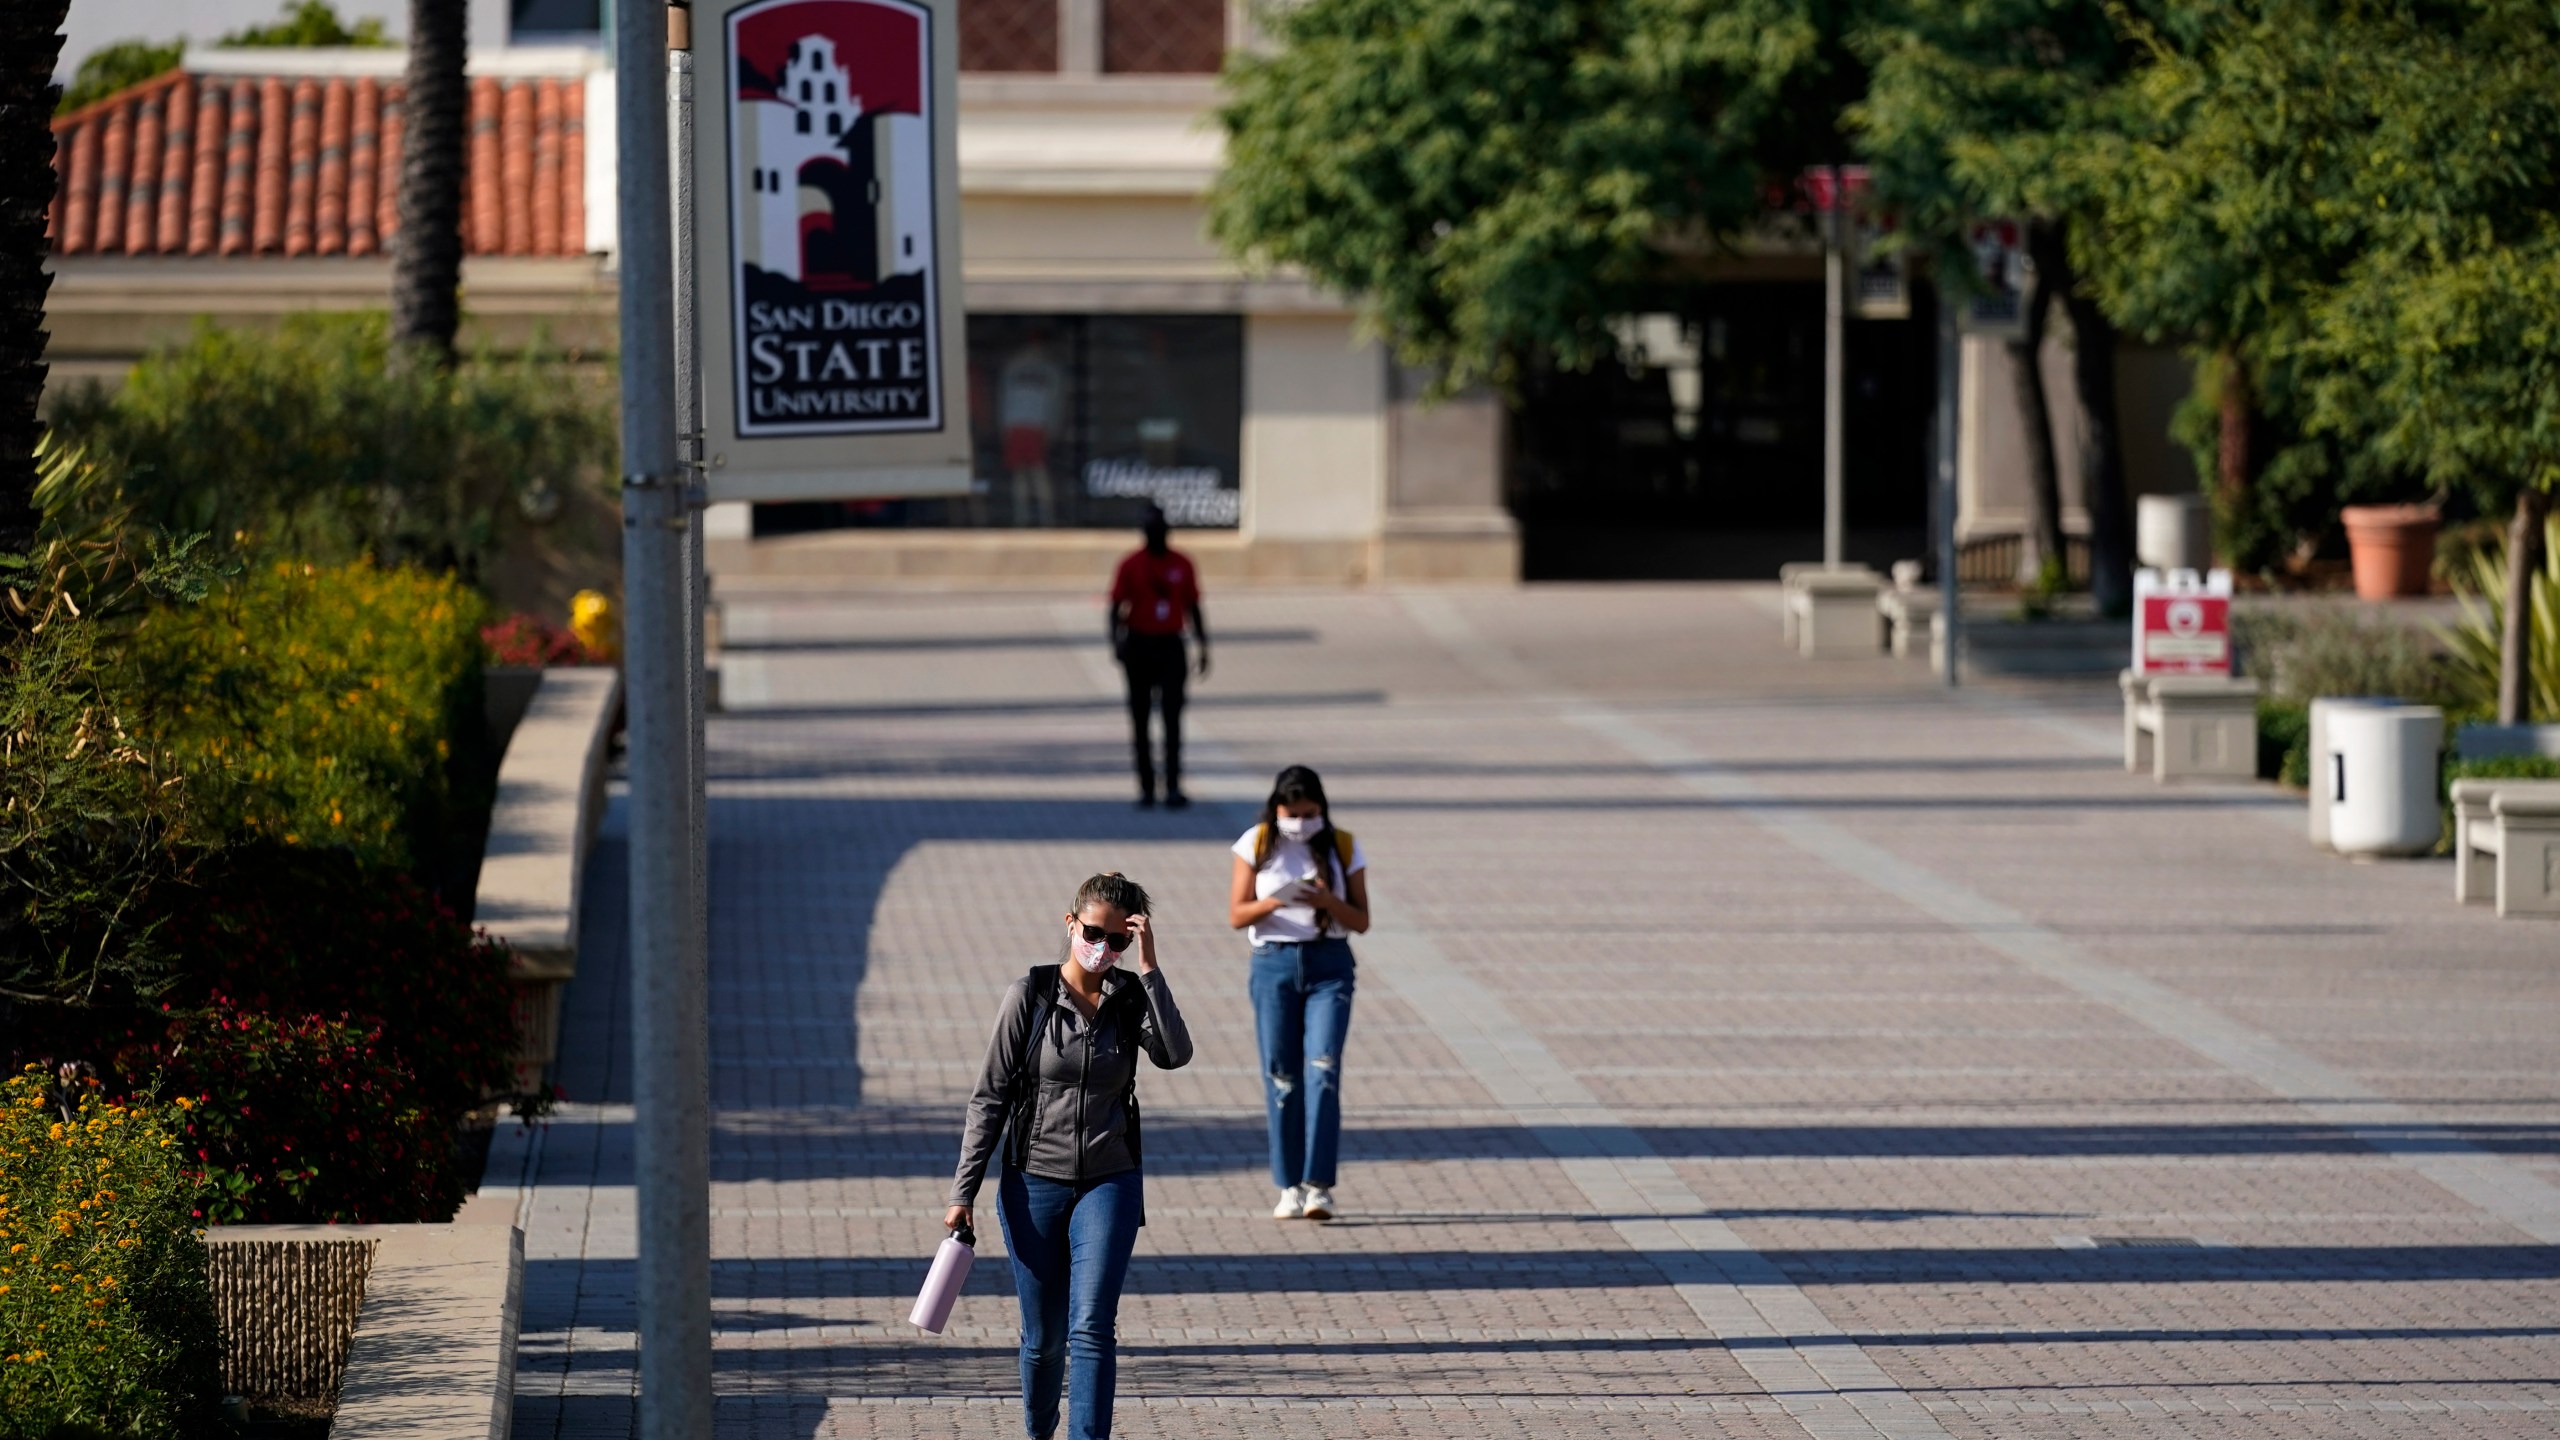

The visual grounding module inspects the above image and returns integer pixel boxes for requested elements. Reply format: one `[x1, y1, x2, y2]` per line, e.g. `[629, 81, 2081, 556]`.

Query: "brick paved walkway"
[497, 584, 2560, 1440]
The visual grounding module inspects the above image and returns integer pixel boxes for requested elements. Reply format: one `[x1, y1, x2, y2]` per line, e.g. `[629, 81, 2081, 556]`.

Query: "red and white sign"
[2132, 568, 2233, 676]
[694, 0, 973, 501]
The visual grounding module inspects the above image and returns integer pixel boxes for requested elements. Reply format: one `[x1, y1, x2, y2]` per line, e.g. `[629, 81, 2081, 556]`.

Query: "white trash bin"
[2137, 495, 2212, 573]
[2308, 697, 2400, 849]
[2325, 705, 2445, 856]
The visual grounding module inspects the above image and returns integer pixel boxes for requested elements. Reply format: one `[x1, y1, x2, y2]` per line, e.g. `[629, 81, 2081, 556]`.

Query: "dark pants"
[1118, 633, 1186, 799]
[1249, 938, 1356, 1188]
[999, 1165, 1144, 1440]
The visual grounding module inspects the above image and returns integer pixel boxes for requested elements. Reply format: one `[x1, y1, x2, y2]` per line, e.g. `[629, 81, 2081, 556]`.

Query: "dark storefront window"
[756, 313, 1243, 534]
[1103, 0, 1227, 73]
[960, 0, 1059, 73]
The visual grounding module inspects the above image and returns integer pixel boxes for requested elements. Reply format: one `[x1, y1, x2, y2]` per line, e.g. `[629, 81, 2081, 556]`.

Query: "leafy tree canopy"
[1211, 0, 1871, 390]
[1848, 0, 2135, 280]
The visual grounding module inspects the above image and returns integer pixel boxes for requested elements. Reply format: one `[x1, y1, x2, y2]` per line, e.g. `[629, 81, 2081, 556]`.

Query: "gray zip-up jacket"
[950, 965, 1193, 1208]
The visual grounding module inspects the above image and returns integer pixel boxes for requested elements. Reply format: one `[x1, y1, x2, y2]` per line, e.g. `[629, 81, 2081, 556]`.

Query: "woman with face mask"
[947, 872, 1193, 1440]
[1228, 765, 1371, 1220]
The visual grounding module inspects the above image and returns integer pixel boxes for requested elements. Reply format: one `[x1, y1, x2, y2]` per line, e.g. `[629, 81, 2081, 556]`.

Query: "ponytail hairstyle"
[1251, 765, 1339, 896]
[1059, 871, 1152, 964]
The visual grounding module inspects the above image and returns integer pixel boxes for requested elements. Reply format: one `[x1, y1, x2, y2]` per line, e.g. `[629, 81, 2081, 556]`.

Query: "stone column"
[1376, 362, 1520, 582]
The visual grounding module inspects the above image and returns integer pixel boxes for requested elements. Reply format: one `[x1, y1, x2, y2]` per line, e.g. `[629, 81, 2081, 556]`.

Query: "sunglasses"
[1078, 924, 1136, 952]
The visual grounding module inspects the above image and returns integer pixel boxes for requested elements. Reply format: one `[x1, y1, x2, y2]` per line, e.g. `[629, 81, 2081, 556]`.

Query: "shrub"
[168, 848, 518, 1127]
[482, 612, 596, 667]
[128, 558, 491, 882]
[49, 314, 614, 588]
[0, 1068, 220, 1438]
[2232, 604, 2459, 709]
[141, 1008, 461, 1226]
[2257, 697, 2311, 787]
[2440, 513, 2560, 723]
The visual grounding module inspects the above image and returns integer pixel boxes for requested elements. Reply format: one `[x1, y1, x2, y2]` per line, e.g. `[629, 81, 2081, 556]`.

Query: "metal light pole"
[615, 0, 712, 1430]
[1935, 290, 1962, 688]
[1822, 163, 1847, 570]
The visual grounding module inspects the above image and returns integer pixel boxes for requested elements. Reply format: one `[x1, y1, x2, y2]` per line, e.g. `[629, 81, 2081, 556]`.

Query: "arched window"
[825, 112, 842, 136]
[799, 80, 811, 102]
[824, 81, 837, 103]
[796, 111, 811, 134]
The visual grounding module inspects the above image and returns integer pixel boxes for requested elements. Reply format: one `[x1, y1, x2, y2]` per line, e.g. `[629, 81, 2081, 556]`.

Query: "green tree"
[1850, 0, 2141, 608]
[1211, 0, 1869, 392]
[2091, 0, 2560, 718]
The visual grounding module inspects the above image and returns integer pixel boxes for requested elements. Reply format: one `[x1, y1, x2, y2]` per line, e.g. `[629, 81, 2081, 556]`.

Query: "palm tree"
[391, 0, 467, 365]
[0, 0, 71, 553]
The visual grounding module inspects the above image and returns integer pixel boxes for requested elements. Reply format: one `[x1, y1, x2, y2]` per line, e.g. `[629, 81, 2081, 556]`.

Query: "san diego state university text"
[741, 271, 940, 429]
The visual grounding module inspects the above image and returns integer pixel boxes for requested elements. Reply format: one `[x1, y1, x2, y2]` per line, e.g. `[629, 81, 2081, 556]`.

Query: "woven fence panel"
[206, 1238, 377, 1402]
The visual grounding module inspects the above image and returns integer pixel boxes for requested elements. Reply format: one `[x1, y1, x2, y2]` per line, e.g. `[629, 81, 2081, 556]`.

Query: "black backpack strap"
[1003, 966, 1060, 1172]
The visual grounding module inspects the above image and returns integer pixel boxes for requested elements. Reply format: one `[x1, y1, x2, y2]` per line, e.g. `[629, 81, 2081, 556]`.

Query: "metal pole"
[616, 0, 711, 1429]
[669, 7, 712, 1268]
[1935, 290, 1962, 688]
[1822, 164, 1847, 570]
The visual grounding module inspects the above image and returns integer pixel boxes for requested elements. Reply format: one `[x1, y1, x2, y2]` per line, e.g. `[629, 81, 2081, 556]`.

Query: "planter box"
[473, 667, 622, 1090]
[206, 1224, 522, 1439]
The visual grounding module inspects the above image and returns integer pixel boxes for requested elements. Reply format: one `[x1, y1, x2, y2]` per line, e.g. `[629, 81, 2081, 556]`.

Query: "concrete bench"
[1777, 562, 1880, 649]
[2452, 779, 2560, 917]
[473, 667, 622, 1090]
[1878, 587, 1938, 659]
[206, 1224, 522, 1440]
[2120, 670, 2260, 781]
[1783, 568, 1885, 658]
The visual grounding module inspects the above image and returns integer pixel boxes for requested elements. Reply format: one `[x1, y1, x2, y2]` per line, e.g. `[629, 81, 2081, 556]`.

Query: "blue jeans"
[1249, 938, 1356, 1189]
[997, 1166, 1143, 1440]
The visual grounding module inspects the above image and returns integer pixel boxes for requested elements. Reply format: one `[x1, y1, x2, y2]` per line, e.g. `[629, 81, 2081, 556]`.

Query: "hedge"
[0, 1068, 220, 1439]
[129, 558, 492, 886]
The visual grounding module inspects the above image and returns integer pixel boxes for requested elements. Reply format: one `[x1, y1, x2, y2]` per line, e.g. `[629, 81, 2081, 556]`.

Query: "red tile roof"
[50, 68, 589, 258]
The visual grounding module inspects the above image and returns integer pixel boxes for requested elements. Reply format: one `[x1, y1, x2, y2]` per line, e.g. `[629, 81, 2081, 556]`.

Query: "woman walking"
[948, 872, 1193, 1440]
[1229, 765, 1370, 1221]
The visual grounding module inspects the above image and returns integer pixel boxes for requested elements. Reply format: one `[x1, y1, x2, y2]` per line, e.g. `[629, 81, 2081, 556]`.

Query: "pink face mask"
[1073, 934, 1119, 974]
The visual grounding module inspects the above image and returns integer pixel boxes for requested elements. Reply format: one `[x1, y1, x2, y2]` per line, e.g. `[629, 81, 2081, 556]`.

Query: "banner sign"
[2131, 567, 2234, 677]
[694, 0, 972, 502]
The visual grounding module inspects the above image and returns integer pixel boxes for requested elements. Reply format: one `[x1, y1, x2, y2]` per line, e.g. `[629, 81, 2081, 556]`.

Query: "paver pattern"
[503, 584, 2560, 1440]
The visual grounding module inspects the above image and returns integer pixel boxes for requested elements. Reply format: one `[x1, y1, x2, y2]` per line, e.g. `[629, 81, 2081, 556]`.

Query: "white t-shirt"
[1233, 825, 1368, 947]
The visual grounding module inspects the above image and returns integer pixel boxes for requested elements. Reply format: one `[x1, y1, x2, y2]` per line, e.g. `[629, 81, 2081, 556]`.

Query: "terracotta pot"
[2340, 504, 2439, 599]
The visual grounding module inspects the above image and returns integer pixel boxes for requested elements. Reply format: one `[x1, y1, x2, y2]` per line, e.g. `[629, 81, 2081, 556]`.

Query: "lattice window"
[960, 0, 1058, 73]
[1102, 0, 1226, 73]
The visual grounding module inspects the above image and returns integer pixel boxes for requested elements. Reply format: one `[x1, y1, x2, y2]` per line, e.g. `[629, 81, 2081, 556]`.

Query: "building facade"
[44, 0, 2192, 586]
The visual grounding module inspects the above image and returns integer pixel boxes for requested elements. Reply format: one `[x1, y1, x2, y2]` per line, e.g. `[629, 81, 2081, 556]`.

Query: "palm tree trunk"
[2500, 486, 2551, 726]
[0, 0, 71, 553]
[2011, 221, 2063, 588]
[391, 0, 468, 366]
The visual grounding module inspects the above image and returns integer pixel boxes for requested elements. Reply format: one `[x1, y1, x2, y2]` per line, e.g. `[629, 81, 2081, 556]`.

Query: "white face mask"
[1073, 934, 1120, 974]
[1276, 813, 1321, 841]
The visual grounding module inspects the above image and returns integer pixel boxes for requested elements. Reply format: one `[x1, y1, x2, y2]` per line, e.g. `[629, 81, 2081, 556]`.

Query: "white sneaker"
[1301, 1187, 1336, 1221]
[1272, 1185, 1307, 1220]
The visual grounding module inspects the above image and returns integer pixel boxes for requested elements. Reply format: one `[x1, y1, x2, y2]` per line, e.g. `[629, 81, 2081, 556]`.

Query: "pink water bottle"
[908, 1221, 975, 1334]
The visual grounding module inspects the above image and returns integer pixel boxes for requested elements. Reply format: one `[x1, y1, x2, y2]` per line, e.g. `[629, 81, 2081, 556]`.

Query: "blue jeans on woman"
[1249, 937, 1356, 1189]
[997, 1165, 1143, 1440]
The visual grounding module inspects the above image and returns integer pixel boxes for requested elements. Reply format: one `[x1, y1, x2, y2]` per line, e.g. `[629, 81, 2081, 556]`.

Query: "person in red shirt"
[1108, 506, 1211, 809]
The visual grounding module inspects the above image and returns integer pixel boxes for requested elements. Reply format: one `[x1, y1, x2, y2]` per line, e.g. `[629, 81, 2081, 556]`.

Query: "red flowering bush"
[127, 1007, 458, 1225]
[482, 611, 594, 667]
[170, 846, 519, 1126]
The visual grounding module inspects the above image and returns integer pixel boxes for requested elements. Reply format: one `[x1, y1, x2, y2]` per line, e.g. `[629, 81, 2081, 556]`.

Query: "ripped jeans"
[1248, 938, 1356, 1189]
